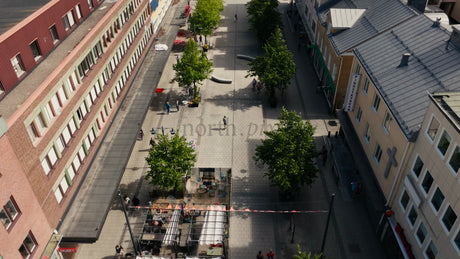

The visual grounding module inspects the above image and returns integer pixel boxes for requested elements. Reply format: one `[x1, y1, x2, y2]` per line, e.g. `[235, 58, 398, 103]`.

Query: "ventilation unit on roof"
[398, 53, 411, 67]
[449, 25, 460, 49]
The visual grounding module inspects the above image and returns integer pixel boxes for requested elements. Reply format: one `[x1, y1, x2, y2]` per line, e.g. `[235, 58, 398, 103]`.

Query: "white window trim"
[439, 205, 457, 235]
[429, 186, 444, 216]
[425, 115, 439, 143]
[436, 129, 451, 159]
[414, 221, 428, 247]
[450, 225, 460, 256]
[446, 144, 460, 177]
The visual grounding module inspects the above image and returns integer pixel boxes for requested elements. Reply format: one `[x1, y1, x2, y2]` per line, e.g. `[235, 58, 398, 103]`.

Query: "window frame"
[437, 130, 451, 157]
[374, 144, 382, 164]
[29, 40, 42, 60]
[412, 155, 424, 178]
[364, 123, 371, 143]
[426, 115, 440, 142]
[0, 197, 21, 230]
[355, 107, 362, 124]
[11, 54, 26, 77]
[420, 170, 433, 195]
[399, 190, 410, 212]
[372, 94, 381, 113]
[425, 240, 438, 259]
[407, 205, 418, 228]
[430, 187, 445, 214]
[441, 205, 457, 233]
[382, 112, 392, 134]
[18, 232, 37, 258]
[448, 145, 460, 176]
[362, 77, 369, 95]
[415, 221, 427, 247]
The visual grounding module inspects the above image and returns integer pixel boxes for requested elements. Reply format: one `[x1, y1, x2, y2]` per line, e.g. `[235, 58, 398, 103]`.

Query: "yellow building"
[314, 0, 416, 109]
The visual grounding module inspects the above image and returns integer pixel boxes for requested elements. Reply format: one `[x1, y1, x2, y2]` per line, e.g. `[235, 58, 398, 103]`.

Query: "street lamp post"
[118, 190, 139, 256]
[320, 193, 335, 258]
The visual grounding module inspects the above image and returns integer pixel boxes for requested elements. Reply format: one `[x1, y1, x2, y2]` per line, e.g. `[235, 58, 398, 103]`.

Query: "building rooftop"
[353, 14, 460, 140]
[0, 0, 51, 35]
[0, 1, 114, 121]
[319, 0, 417, 54]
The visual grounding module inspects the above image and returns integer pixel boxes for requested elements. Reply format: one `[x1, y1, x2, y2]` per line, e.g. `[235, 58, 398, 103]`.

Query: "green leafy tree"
[145, 133, 196, 194]
[254, 108, 318, 196]
[173, 39, 213, 98]
[293, 245, 323, 259]
[247, 28, 295, 105]
[246, 0, 282, 42]
[189, 0, 224, 40]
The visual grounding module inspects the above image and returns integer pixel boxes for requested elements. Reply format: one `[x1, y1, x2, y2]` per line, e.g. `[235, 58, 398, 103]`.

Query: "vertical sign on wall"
[343, 73, 361, 112]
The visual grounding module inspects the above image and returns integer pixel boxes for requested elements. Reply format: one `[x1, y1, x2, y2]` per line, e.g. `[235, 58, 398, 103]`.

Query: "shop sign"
[58, 247, 77, 253]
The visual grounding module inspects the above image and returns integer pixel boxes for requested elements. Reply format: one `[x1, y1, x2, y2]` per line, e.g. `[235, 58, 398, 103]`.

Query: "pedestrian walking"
[223, 116, 228, 128]
[252, 78, 257, 90]
[267, 248, 275, 259]
[256, 81, 261, 93]
[256, 250, 264, 259]
[115, 244, 125, 258]
[199, 35, 202, 43]
[166, 101, 171, 114]
[234, 14, 238, 22]
[176, 100, 180, 111]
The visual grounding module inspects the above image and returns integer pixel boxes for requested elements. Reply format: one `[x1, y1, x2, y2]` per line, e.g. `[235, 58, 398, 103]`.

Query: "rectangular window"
[374, 145, 382, 164]
[383, 112, 392, 133]
[62, 126, 71, 144]
[355, 64, 361, 74]
[63, 15, 70, 30]
[34, 114, 46, 135]
[416, 222, 427, 245]
[75, 4, 82, 19]
[437, 130, 451, 156]
[44, 102, 55, 122]
[372, 94, 381, 112]
[60, 177, 69, 194]
[56, 135, 66, 153]
[412, 156, 424, 178]
[426, 116, 440, 141]
[449, 146, 460, 174]
[50, 94, 62, 115]
[442, 206, 457, 232]
[26, 123, 40, 143]
[425, 241, 438, 259]
[356, 107, 362, 123]
[49, 25, 59, 43]
[408, 206, 418, 226]
[431, 187, 445, 212]
[0, 198, 20, 230]
[400, 190, 410, 211]
[364, 124, 371, 143]
[68, 117, 77, 134]
[58, 85, 68, 103]
[421, 171, 433, 194]
[11, 54, 26, 77]
[362, 78, 369, 94]
[67, 166, 76, 180]
[67, 11, 75, 27]
[41, 159, 51, 175]
[29, 40, 42, 60]
[73, 154, 81, 171]
[18, 232, 37, 258]
[88, 0, 93, 9]
[54, 188, 63, 203]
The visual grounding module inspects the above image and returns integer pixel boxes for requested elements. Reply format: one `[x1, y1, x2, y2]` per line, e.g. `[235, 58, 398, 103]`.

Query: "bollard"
[328, 131, 331, 138]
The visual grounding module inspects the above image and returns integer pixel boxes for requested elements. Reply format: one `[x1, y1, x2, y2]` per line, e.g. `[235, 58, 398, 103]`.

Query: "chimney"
[432, 17, 441, 27]
[408, 0, 428, 13]
[398, 53, 411, 67]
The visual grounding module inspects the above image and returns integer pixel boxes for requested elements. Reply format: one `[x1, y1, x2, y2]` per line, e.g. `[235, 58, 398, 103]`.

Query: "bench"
[236, 54, 255, 61]
[210, 75, 232, 84]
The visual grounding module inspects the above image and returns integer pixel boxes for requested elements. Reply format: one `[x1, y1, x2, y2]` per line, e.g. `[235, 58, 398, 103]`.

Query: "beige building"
[314, 0, 416, 108]
[389, 92, 460, 259]
[345, 14, 460, 258]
